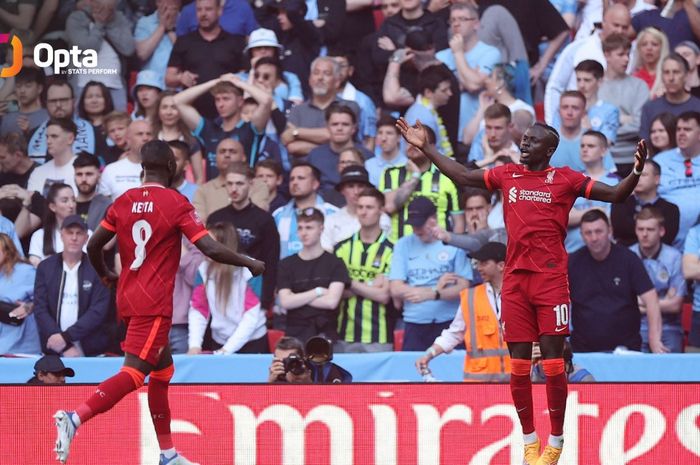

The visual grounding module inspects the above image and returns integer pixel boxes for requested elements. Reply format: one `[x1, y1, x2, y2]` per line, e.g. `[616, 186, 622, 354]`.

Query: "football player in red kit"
[397, 118, 653, 465]
[53, 140, 264, 465]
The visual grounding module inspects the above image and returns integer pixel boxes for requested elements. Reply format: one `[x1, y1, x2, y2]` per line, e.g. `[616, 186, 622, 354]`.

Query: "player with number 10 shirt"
[396, 118, 658, 465]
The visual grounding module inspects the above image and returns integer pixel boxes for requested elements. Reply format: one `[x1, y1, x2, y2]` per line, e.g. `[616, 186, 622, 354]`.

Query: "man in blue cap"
[389, 196, 473, 350]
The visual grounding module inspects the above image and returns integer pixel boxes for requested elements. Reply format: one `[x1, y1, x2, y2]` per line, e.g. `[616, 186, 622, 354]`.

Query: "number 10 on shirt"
[553, 303, 569, 327]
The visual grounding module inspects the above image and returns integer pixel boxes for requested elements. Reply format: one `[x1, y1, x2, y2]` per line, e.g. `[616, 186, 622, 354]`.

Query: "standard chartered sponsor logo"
[519, 189, 552, 203]
[511, 187, 553, 203]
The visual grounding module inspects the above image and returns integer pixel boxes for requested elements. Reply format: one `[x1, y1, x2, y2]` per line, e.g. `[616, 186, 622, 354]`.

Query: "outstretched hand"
[633, 139, 648, 174]
[396, 118, 429, 150]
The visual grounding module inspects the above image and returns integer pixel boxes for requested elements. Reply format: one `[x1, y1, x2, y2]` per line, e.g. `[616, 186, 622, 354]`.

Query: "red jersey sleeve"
[562, 169, 594, 199]
[484, 165, 507, 191]
[100, 203, 118, 232]
[176, 197, 208, 243]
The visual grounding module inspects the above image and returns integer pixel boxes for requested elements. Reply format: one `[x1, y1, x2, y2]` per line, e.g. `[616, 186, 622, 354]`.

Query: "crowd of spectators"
[1, 0, 700, 368]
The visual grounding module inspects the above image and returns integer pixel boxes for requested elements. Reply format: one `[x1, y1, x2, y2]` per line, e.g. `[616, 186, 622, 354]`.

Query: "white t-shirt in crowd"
[27, 156, 78, 197]
[60, 261, 80, 331]
[98, 157, 142, 200]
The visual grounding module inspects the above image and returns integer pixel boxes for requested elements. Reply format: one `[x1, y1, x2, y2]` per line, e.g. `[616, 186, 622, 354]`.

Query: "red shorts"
[501, 270, 571, 342]
[122, 316, 172, 366]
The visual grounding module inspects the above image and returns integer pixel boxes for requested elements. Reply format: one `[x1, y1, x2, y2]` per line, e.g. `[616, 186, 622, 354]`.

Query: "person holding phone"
[0, 67, 48, 137]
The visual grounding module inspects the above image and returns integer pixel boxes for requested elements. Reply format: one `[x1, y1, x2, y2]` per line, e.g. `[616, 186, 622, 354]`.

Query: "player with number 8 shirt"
[396, 118, 664, 465]
[52, 140, 265, 465]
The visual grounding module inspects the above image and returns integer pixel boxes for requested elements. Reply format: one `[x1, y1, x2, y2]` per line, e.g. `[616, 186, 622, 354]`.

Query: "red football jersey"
[101, 184, 208, 317]
[484, 164, 593, 274]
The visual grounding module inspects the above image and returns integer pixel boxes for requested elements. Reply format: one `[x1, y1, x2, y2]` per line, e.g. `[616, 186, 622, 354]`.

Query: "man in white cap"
[241, 28, 304, 106]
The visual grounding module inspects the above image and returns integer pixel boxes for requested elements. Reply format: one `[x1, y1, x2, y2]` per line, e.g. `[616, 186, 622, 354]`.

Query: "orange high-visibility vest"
[460, 284, 510, 382]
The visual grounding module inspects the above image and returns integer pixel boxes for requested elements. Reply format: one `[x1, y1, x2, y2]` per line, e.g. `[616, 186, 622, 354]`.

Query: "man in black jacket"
[33, 215, 111, 357]
[208, 162, 280, 312]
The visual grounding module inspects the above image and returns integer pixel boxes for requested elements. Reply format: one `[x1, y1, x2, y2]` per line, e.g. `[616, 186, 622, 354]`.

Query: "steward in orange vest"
[459, 284, 510, 382]
[415, 242, 510, 382]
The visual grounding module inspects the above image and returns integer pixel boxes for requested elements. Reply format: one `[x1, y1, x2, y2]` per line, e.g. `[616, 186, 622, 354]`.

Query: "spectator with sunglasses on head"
[241, 28, 304, 108]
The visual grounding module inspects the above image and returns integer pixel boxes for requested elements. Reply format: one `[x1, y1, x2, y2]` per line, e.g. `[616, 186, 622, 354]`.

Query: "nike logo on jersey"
[516, 406, 527, 413]
[512, 173, 523, 178]
[555, 326, 567, 332]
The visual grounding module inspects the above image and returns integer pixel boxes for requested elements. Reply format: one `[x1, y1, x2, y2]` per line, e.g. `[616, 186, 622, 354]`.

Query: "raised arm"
[396, 118, 487, 189]
[588, 140, 646, 203]
[173, 77, 223, 130]
[221, 74, 272, 133]
[194, 234, 265, 276]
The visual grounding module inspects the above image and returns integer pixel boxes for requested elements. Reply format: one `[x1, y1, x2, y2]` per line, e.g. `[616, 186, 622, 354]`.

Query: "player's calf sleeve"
[509, 358, 535, 434]
[149, 364, 175, 450]
[542, 358, 567, 436]
[77, 367, 146, 423]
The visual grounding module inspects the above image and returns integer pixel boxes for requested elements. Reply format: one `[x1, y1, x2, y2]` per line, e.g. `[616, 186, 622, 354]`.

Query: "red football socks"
[76, 367, 145, 424]
[148, 365, 175, 450]
[510, 358, 535, 434]
[542, 358, 567, 436]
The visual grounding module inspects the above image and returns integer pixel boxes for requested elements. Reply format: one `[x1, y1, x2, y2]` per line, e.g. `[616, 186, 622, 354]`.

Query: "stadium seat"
[682, 303, 693, 351]
[534, 102, 544, 122]
[393, 329, 404, 351]
[267, 329, 285, 353]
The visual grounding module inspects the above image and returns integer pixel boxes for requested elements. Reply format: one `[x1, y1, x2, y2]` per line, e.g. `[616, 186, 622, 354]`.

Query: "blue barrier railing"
[2, 352, 699, 383]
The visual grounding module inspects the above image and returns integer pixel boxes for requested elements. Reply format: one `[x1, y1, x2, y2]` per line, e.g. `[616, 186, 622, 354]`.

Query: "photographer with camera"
[268, 335, 352, 383]
[268, 336, 312, 383]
